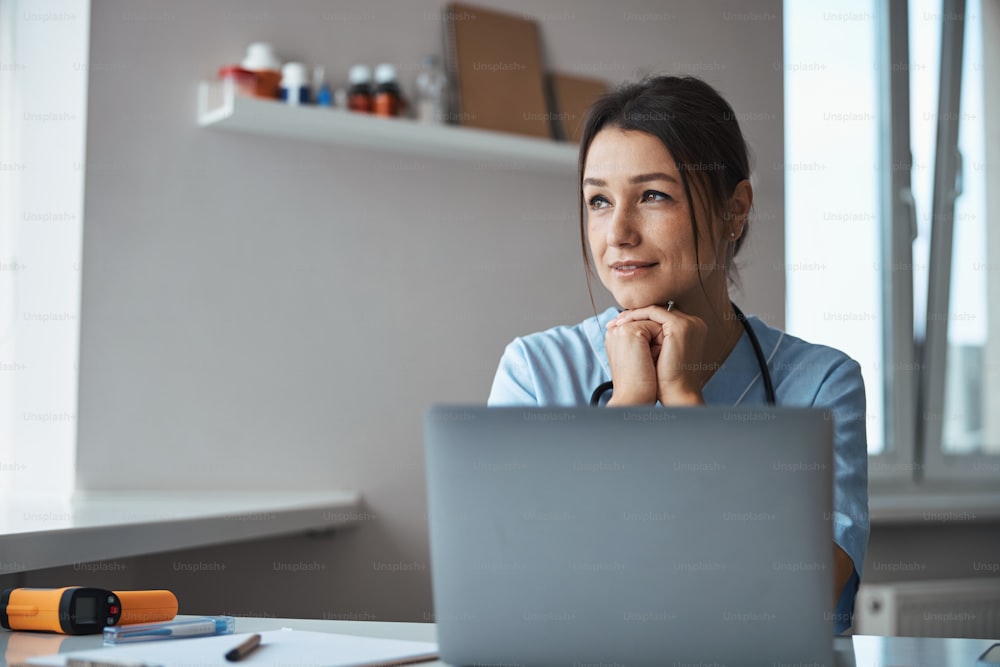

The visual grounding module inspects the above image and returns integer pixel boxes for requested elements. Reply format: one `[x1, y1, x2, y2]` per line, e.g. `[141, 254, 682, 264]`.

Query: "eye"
[588, 195, 611, 210]
[642, 190, 669, 203]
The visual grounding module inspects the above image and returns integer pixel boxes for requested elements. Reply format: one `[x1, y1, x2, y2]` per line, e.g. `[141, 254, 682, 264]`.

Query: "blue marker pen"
[103, 616, 236, 644]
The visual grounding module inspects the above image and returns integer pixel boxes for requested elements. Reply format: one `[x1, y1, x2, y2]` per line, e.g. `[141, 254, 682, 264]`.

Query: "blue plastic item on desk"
[103, 616, 236, 644]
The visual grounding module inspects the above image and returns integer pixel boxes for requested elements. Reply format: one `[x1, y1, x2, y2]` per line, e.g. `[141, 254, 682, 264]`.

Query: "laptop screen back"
[424, 406, 835, 667]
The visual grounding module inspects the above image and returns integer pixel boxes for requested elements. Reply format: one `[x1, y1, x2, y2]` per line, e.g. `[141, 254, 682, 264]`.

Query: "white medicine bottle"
[415, 54, 448, 124]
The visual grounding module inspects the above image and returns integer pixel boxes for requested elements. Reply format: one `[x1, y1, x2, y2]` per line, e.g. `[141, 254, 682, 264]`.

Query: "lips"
[610, 261, 658, 278]
[611, 261, 657, 270]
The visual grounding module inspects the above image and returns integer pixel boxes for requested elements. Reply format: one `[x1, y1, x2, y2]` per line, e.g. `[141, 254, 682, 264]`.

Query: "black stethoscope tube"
[589, 303, 776, 407]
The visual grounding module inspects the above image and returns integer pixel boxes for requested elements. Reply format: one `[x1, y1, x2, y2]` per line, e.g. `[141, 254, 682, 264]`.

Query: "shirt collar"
[702, 322, 759, 405]
[585, 306, 621, 379]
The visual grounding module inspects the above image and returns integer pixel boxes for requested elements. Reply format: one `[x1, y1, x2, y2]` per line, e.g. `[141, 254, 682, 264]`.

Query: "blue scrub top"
[488, 306, 870, 635]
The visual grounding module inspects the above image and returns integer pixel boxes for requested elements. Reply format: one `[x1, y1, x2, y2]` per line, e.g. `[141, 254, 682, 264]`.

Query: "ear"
[729, 179, 753, 239]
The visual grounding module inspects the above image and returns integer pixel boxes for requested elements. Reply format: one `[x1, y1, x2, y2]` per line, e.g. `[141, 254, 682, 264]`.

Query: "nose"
[607, 202, 641, 247]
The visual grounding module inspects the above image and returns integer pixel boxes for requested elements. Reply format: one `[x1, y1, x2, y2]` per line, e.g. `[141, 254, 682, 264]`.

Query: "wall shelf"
[0, 490, 362, 572]
[197, 82, 579, 173]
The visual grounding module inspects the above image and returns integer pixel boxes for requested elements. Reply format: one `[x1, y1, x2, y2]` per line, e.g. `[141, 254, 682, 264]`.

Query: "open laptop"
[424, 406, 835, 667]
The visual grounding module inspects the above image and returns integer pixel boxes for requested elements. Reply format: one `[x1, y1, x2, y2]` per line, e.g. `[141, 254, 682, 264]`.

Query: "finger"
[606, 319, 657, 343]
[609, 304, 676, 327]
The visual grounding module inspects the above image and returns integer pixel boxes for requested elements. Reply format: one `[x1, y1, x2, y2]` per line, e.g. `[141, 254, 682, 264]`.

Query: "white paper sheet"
[25, 629, 439, 667]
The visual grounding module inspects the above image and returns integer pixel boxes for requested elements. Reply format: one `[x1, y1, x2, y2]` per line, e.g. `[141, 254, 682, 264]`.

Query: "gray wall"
[68, 0, 786, 620]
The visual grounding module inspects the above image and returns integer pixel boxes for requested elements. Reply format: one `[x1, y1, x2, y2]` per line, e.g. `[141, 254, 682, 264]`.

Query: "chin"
[614, 292, 671, 311]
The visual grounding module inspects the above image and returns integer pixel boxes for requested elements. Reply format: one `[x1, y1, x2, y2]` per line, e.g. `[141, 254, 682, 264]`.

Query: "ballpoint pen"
[225, 633, 262, 662]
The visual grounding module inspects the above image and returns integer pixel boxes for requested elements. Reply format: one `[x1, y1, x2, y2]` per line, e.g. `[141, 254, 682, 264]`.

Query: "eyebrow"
[582, 172, 680, 187]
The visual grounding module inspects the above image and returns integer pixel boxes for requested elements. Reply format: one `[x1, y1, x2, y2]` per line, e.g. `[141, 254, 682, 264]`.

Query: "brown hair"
[578, 75, 753, 301]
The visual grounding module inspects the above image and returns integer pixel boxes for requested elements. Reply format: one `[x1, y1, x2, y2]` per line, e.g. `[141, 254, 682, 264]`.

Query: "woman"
[487, 76, 868, 634]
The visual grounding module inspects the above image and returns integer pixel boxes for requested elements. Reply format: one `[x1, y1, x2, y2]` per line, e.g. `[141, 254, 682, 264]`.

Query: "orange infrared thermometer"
[0, 587, 177, 635]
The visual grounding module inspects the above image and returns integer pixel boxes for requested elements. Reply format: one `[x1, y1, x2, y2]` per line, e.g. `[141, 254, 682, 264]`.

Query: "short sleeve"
[487, 339, 540, 406]
[813, 357, 870, 633]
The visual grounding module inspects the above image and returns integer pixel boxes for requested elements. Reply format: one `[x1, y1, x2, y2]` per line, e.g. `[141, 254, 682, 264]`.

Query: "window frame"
[871, 0, 921, 484]
[918, 0, 1000, 483]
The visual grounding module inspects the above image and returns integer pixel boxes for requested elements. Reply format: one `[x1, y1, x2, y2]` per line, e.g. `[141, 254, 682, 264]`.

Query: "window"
[785, 0, 998, 484]
[0, 0, 89, 495]
[783, 0, 882, 453]
[912, 0, 998, 480]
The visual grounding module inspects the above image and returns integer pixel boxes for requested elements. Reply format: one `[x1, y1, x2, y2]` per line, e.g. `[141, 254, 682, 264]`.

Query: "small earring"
[730, 232, 736, 238]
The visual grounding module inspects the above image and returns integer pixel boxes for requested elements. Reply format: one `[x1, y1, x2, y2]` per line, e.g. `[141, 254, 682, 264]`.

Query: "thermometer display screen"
[73, 596, 98, 624]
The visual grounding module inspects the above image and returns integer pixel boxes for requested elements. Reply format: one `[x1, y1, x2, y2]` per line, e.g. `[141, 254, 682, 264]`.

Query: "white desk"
[0, 491, 362, 574]
[1, 617, 996, 667]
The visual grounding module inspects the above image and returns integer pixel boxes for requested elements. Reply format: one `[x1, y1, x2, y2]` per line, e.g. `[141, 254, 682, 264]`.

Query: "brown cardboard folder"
[444, 2, 553, 139]
[547, 73, 609, 143]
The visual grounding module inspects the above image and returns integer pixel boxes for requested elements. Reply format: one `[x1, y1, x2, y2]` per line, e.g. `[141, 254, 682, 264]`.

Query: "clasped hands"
[604, 304, 709, 406]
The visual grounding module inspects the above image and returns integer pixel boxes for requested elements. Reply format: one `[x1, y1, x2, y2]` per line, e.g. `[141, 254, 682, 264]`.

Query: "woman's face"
[582, 128, 731, 311]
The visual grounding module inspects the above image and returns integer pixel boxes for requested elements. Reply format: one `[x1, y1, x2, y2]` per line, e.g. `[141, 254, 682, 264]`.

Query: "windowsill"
[0, 490, 363, 573]
[869, 486, 1000, 524]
